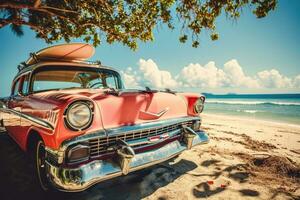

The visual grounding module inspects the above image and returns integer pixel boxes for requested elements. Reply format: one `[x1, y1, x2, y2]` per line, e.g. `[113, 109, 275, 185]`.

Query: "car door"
[6, 77, 23, 142]
[19, 73, 33, 144]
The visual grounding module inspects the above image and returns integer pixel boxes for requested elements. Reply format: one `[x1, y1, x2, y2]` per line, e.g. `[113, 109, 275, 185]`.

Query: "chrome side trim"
[0, 108, 54, 130]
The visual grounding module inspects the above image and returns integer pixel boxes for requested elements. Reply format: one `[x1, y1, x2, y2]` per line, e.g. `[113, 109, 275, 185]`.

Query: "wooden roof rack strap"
[17, 62, 28, 71]
[30, 52, 39, 63]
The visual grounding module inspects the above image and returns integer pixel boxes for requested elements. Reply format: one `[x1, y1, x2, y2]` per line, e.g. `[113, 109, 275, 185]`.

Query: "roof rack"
[17, 53, 102, 72]
[17, 62, 28, 71]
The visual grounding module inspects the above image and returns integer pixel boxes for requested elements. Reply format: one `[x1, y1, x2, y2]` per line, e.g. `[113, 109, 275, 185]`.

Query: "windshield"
[31, 66, 123, 93]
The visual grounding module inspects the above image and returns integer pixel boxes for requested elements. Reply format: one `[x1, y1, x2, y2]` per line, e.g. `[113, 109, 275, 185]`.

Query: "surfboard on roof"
[25, 43, 95, 65]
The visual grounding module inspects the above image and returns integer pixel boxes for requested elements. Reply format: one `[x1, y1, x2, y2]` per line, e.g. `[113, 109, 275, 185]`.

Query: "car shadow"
[0, 131, 197, 200]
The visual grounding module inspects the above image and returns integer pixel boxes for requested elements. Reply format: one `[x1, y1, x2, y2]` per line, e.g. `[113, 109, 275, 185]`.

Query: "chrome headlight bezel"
[194, 97, 205, 114]
[64, 101, 93, 131]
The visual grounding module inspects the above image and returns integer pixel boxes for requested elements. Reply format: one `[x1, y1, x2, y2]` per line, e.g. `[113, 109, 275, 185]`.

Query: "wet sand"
[0, 113, 299, 200]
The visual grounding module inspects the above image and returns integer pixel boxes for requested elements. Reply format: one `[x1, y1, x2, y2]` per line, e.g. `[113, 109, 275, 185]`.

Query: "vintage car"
[0, 43, 208, 192]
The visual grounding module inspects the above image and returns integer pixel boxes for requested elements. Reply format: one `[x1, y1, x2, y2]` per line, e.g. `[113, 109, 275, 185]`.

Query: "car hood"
[32, 89, 189, 129]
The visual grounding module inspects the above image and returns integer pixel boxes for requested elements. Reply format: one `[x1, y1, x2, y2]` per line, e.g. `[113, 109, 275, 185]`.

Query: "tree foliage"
[0, 0, 277, 49]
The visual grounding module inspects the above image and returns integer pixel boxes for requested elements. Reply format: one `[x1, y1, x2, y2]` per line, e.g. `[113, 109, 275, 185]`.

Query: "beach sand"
[0, 113, 299, 200]
[144, 114, 300, 200]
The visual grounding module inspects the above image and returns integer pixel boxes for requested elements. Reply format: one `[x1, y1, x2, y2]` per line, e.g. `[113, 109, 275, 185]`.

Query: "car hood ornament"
[139, 107, 169, 120]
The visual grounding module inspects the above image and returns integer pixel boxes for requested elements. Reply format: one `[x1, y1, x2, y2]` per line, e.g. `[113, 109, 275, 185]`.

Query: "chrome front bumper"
[46, 130, 209, 192]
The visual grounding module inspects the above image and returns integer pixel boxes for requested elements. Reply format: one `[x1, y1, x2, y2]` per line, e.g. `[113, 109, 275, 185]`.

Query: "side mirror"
[17, 91, 25, 97]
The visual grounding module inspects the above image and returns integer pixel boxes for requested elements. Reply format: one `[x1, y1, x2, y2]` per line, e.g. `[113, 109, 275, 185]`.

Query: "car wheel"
[34, 139, 50, 191]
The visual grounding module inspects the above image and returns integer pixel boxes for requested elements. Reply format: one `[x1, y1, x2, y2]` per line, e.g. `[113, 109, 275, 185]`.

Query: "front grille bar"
[88, 121, 194, 157]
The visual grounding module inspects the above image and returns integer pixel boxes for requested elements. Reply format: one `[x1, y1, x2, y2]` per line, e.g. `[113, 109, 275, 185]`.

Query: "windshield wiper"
[142, 86, 158, 93]
[162, 88, 176, 94]
[142, 87, 176, 94]
[104, 87, 120, 96]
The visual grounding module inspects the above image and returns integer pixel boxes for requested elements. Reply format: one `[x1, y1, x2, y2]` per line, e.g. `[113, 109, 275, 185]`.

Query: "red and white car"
[0, 43, 208, 192]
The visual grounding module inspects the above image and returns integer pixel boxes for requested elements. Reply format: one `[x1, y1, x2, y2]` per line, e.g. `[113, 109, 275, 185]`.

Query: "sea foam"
[206, 100, 300, 106]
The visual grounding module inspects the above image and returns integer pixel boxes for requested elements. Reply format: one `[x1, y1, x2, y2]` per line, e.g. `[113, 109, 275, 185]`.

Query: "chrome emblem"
[148, 133, 170, 143]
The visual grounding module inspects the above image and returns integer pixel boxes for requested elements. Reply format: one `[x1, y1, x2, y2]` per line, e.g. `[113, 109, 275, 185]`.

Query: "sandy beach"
[145, 114, 300, 200]
[0, 113, 299, 200]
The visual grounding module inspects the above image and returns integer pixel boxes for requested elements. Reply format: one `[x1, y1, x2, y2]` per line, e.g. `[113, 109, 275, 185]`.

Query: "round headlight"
[194, 97, 205, 114]
[65, 102, 93, 130]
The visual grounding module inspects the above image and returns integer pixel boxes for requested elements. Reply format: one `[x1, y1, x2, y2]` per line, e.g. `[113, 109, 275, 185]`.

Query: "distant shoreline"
[203, 93, 300, 98]
[202, 112, 300, 128]
[203, 94, 300, 126]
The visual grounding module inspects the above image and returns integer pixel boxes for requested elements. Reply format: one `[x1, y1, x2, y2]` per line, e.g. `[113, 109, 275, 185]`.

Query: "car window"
[12, 78, 21, 96]
[87, 73, 118, 89]
[33, 78, 81, 92]
[21, 74, 30, 95]
[106, 75, 118, 88]
[32, 67, 121, 92]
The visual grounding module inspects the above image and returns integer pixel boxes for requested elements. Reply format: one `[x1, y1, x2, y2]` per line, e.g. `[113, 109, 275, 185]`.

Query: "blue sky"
[0, 0, 300, 97]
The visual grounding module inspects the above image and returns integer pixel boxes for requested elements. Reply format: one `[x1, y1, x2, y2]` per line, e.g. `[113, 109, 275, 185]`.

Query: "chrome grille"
[89, 121, 194, 157]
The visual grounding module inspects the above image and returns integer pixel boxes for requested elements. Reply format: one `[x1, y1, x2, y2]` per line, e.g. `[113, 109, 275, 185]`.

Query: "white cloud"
[257, 69, 293, 88]
[121, 58, 300, 90]
[122, 59, 177, 88]
[293, 75, 300, 88]
[120, 67, 139, 88]
[178, 61, 227, 88]
[223, 59, 260, 88]
[139, 59, 178, 88]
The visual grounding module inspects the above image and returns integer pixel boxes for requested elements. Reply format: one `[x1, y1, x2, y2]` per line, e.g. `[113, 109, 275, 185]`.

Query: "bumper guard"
[46, 129, 209, 192]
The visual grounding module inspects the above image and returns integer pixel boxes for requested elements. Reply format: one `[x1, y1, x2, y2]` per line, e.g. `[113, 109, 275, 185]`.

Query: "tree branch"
[41, 5, 77, 13]
[0, 18, 11, 28]
[0, 2, 81, 28]
[0, 18, 46, 35]
[33, 0, 41, 8]
[0, 2, 77, 14]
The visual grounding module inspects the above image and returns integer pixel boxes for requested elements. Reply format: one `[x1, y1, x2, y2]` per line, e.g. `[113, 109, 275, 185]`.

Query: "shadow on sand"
[0, 131, 197, 200]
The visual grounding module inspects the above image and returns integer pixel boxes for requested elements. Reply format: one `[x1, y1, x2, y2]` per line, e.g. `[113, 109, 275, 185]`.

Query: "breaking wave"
[206, 100, 300, 106]
[237, 109, 263, 114]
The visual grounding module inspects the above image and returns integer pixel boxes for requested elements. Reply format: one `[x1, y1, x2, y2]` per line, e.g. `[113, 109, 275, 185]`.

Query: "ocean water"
[203, 94, 300, 125]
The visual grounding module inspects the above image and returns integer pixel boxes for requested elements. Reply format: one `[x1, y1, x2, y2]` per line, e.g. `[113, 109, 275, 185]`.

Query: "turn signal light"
[67, 144, 90, 163]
